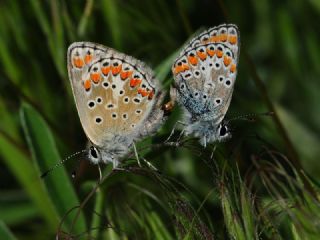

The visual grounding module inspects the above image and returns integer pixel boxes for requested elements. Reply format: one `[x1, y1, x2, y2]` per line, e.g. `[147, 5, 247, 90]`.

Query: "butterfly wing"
[67, 42, 163, 147]
[172, 24, 240, 123]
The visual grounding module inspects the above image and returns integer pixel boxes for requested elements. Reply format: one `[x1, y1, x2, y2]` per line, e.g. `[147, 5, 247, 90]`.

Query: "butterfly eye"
[219, 125, 227, 137]
[89, 146, 99, 159]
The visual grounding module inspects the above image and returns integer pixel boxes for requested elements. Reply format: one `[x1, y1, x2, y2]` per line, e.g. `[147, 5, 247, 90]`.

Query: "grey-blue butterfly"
[170, 24, 240, 146]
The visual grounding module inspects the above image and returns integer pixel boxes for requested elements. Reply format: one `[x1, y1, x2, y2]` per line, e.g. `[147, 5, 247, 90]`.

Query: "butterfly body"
[171, 24, 240, 146]
[68, 42, 165, 166]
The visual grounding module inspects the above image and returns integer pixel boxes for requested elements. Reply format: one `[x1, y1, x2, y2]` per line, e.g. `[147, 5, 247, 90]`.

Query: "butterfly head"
[88, 145, 121, 167]
[88, 146, 101, 164]
[216, 122, 231, 142]
[186, 119, 231, 146]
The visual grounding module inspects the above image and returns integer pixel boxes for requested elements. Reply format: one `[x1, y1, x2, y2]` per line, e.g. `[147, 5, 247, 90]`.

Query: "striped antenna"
[40, 150, 87, 178]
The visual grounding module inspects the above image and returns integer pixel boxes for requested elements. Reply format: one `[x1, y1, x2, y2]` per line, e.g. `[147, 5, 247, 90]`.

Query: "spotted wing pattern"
[68, 42, 159, 146]
[172, 24, 240, 123]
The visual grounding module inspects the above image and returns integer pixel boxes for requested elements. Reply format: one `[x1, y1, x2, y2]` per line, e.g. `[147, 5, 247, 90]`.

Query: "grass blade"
[0, 221, 17, 240]
[0, 132, 58, 230]
[20, 102, 87, 234]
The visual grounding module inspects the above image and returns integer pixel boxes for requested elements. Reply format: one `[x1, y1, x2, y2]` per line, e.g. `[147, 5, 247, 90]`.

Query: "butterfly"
[170, 24, 240, 146]
[67, 42, 165, 167]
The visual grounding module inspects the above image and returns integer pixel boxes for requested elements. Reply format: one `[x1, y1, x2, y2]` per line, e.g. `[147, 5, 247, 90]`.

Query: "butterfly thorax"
[184, 117, 219, 145]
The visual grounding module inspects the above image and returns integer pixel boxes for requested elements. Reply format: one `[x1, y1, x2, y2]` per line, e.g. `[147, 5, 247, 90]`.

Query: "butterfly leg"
[142, 157, 158, 171]
[132, 141, 141, 167]
[132, 142, 157, 170]
[112, 158, 119, 169]
[165, 121, 187, 143]
[97, 164, 102, 182]
[203, 136, 207, 148]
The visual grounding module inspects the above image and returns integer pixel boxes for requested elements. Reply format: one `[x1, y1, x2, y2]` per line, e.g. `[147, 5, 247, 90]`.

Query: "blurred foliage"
[0, 0, 319, 239]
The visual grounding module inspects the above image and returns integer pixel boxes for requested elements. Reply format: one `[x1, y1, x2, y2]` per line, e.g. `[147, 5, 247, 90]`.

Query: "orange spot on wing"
[91, 73, 101, 83]
[173, 65, 183, 74]
[174, 64, 190, 74]
[216, 50, 223, 58]
[203, 39, 210, 44]
[197, 51, 207, 61]
[112, 64, 122, 75]
[207, 49, 216, 57]
[101, 66, 111, 75]
[210, 36, 219, 43]
[230, 63, 236, 73]
[183, 64, 190, 71]
[188, 56, 198, 65]
[228, 35, 237, 45]
[219, 34, 227, 42]
[223, 56, 232, 66]
[84, 79, 91, 91]
[130, 78, 142, 88]
[138, 88, 148, 97]
[84, 54, 92, 64]
[148, 90, 154, 100]
[120, 70, 133, 80]
[73, 57, 84, 68]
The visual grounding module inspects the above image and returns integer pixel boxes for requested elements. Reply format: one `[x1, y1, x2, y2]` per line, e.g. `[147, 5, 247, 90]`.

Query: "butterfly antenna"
[226, 111, 274, 124]
[40, 150, 87, 178]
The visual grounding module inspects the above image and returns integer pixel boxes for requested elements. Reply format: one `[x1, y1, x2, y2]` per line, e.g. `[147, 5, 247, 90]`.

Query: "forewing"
[172, 24, 240, 121]
[68, 42, 160, 146]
